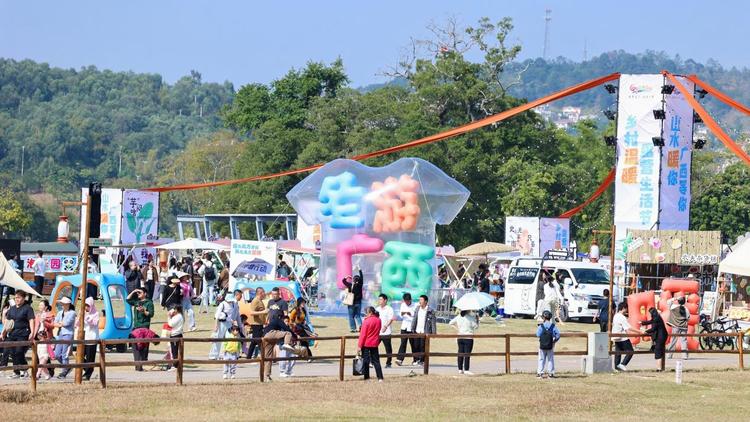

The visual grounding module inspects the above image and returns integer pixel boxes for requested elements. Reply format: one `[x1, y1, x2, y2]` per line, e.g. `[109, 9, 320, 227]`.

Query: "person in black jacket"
[342, 268, 363, 332]
[641, 307, 668, 370]
[124, 261, 142, 294]
[161, 277, 183, 309]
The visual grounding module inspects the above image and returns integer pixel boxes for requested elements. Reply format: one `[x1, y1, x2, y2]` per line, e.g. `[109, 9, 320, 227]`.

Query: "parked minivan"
[504, 257, 611, 322]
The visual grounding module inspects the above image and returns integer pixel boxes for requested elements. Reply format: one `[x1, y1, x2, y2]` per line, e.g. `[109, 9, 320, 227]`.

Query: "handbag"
[343, 292, 355, 306]
[352, 355, 364, 376]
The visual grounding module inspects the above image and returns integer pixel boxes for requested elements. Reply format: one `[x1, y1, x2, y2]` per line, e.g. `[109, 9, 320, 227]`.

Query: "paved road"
[2, 350, 744, 386]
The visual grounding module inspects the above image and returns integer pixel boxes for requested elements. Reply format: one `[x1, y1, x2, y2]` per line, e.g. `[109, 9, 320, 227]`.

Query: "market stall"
[718, 236, 750, 326]
[623, 229, 722, 294]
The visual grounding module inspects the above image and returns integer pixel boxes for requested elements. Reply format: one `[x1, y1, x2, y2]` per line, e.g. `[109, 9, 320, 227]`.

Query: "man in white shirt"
[395, 293, 417, 366]
[612, 302, 639, 371]
[31, 250, 47, 294]
[376, 294, 396, 368]
[410, 295, 436, 366]
[198, 254, 218, 313]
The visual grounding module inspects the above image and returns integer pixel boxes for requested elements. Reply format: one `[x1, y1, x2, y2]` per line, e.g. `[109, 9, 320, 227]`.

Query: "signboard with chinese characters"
[229, 239, 278, 289]
[659, 75, 694, 230]
[80, 188, 123, 247]
[614, 74, 664, 252]
[120, 190, 160, 264]
[505, 217, 541, 257]
[23, 255, 78, 273]
[539, 218, 570, 257]
[287, 158, 469, 313]
[624, 229, 720, 264]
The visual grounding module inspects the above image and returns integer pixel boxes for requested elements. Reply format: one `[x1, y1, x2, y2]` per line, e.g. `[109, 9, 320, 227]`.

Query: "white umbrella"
[155, 238, 228, 251]
[0, 253, 42, 297]
[453, 292, 495, 310]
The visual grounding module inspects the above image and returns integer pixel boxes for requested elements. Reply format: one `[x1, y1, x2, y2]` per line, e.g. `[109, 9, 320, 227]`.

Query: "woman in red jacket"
[358, 306, 384, 381]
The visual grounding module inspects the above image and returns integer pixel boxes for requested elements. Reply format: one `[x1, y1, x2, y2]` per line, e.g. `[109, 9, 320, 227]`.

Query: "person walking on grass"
[410, 295, 436, 366]
[342, 268, 363, 332]
[210, 289, 243, 360]
[223, 325, 242, 380]
[247, 287, 268, 359]
[395, 293, 416, 366]
[641, 307, 668, 371]
[166, 305, 184, 371]
[358, 306, 383, 382]
[126, 288, 155, 371]
[198, 253, 218, 313]
[449, 310, 478, 375]
[594, 289, 612, 333]
[612, 302, 640, 371]
[375, 294, 395, 368]
[666, 296, 689, 360]
[32, 250, 46, 294]
[79, 297, 99, 381]
[536, 310, 560, 378]
[1, 291, 36, 379]
[53, 296, 76, 379]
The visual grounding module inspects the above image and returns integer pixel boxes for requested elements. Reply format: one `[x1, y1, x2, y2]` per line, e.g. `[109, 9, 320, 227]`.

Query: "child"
[35, 330, 54, 380]
[278, 315, 297, 377]
[536, 310, 560, 379]
[223, 325, 241, 380]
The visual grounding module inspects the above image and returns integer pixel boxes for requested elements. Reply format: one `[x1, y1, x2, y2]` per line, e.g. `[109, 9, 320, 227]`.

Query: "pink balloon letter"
[336, 234, 384, 288]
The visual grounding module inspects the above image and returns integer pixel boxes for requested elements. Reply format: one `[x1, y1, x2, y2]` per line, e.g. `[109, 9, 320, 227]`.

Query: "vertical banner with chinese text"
[658, 76, 694, 230]
[614, 74, 664, 257]
[120, 190, 160, 264]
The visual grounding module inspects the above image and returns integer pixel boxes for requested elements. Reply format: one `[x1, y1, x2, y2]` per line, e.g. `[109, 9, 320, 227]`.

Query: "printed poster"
[539, 218, 570, 257]
[120, 190, 160, 264]
[80, 188, 123, 247]
[229, 239, 278, 290]
[505, 216, 540, 256]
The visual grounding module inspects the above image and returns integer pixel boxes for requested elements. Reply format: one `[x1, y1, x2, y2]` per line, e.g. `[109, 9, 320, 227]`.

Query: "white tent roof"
[719, 238, 750, 277]
[155, 238, 229, 251]
[0, 253, 42, 297]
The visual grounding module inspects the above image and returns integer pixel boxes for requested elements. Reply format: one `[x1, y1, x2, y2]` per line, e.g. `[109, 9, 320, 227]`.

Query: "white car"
[504, 257, 611, 322]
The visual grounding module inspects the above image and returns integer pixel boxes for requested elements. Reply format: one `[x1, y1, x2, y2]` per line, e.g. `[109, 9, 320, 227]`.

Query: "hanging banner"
[539, 218, 570, 256]
[80, 188, 124, 248]
[614, 74, 664, 257]
[229, 239, 278, 290]
[659, 76, 694, 230]
[120, 190, 160, 263]
[505, 216, 540, 256]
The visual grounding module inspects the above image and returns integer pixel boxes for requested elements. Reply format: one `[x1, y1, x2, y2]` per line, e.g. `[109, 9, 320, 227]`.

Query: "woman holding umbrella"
[449, 310, 478, 375]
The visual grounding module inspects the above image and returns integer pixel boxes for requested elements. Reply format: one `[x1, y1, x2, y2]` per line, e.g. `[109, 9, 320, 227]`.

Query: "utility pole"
[583, 38, 588, 61]
[543, 9, 552, 60]
[118, 146, 122, 177]
[74, 193, 92, 384]
[21, 145, 25, 176]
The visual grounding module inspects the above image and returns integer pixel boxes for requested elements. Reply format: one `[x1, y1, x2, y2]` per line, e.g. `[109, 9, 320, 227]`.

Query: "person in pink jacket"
[357, 306, 383, 381]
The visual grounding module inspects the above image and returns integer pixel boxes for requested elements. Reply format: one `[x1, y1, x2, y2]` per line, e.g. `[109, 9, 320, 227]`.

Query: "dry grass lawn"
[1, 370, 749, 421]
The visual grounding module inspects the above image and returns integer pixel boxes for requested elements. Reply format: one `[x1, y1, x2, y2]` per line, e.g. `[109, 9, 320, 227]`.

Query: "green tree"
[691, 162, 750, 241]
[0, 189, 32, 236]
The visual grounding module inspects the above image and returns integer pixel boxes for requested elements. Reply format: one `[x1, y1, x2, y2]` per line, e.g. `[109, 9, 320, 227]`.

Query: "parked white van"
[504, 257, 611, 321]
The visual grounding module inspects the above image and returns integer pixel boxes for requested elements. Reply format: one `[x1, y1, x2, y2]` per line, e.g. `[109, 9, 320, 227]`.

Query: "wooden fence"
[0, 331, 744, 392]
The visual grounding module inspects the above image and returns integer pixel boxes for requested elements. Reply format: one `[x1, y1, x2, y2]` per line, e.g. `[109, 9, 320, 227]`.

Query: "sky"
[1, 0, 748, 88]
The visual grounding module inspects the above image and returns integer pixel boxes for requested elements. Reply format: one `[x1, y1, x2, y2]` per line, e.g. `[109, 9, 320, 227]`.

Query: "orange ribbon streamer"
[557, 168, 615, 218]
[665, 71, 750, 167]
[144, 72, 621, 192]
[686, 75, 750, 116]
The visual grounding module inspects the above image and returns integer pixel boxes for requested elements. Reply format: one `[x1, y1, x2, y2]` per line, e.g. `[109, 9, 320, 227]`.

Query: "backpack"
[204, 265, 216, 280]
[539, 323, 556, 350]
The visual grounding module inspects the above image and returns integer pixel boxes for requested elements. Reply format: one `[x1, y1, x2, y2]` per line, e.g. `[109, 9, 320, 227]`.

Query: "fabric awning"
[719, 238, 750, 277]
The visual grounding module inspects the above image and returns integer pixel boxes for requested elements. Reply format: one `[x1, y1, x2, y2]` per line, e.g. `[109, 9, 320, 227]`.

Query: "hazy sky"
[1, 0, 746, 88]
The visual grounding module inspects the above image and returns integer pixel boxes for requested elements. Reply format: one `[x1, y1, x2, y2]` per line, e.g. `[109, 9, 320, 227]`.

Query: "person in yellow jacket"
[223, 325, 241, 380]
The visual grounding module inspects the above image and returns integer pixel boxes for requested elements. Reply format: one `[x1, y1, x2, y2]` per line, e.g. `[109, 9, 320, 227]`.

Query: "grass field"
[2, 370, 749, 421]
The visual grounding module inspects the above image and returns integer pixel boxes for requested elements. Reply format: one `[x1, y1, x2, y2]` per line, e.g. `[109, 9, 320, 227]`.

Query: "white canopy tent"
[155, 238, 229, 251]
[0, 253, 42, 297]
[719, 238, 750, 277]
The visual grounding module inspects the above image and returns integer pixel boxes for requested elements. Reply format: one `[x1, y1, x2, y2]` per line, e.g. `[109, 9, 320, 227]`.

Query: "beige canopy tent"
[719, 238, 750, 277]
[155, 238, 229, 251]
[456, 241, 519, 257]
[0, 252, 42, 297]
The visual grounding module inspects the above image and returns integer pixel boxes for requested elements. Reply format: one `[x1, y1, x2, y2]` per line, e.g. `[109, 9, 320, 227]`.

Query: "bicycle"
[698, 314, 725, 350]
[713, 317, 742, 350]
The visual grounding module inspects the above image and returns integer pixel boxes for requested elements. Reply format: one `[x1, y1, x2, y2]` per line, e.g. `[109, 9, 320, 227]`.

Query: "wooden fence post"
[98, 340, 107, 388]
[423, 335, 430, 375]
[30, 341, 37, 393]
[339, 336, 346, 381]
[504, 334, 511, 374]
[259, 338, 266, 383]
[177, 338, 184, 386]
[738, 332, 744, 371]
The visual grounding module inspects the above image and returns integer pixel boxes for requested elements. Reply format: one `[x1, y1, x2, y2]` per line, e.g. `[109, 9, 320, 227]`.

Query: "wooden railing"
[0, 331, 743, 392]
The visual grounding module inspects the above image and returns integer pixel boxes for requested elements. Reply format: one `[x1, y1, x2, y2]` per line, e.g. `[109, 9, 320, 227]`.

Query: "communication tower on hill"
[543, 8, 551, 59]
